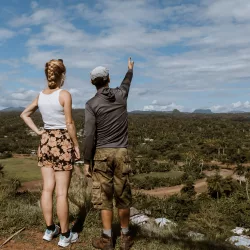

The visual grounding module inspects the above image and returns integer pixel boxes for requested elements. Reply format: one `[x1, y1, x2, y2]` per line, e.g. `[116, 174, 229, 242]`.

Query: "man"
[83, 58, 134, 250]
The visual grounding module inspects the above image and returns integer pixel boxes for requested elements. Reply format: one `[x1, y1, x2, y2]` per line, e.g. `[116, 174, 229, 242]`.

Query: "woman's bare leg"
[41, 167, 56, 226]
[55, 170, 72, 233]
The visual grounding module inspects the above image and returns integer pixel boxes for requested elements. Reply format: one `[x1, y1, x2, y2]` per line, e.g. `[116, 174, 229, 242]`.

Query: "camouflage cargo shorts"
[91, 148, 132, 210]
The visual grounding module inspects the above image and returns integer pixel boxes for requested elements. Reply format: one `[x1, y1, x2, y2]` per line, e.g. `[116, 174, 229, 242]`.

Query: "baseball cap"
[90, 66, 109, 80]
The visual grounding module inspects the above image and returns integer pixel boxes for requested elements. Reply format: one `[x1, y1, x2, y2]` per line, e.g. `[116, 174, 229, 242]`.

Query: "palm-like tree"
[207, 173, 224, 200]
[234, 163, 245, 185]
[245, 167, 250, 200]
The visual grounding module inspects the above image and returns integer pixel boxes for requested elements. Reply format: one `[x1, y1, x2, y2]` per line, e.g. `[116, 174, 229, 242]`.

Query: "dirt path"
[143, 178, 208, 198]
[18, 180, 43, 192]
[142, 169, 236, 198]
[18, 168, 240, 198]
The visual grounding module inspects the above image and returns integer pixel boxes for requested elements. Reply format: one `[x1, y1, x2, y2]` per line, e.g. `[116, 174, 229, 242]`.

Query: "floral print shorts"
[38, 129, 74, 171]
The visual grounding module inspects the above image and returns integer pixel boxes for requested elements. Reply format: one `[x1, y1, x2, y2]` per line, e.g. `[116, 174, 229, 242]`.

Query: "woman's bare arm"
[20, 96, 43, 135]
[60, 90, 80, 159]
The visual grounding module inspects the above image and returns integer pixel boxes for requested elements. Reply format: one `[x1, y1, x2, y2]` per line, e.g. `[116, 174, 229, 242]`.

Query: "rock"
[231, 227, 249, 235]
[155, 218, 176, 228]
[130, 214, 150, 225]
[187, 231, 205, 241]
[130, 207, 140, 217]
[229, 235, 250, 248]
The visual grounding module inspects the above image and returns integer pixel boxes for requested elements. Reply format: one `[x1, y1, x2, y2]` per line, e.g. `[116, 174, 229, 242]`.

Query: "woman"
[20, 59, 80, 248]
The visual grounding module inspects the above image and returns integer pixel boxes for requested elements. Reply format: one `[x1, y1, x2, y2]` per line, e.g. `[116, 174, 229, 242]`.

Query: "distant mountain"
[0, 107, 25, 112]
[193, 109, 213, 114]
[130, 110, 176, 114]
[172, 109, 181, 113]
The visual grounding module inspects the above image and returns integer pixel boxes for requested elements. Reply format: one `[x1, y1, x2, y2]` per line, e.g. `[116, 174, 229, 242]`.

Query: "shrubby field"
[1, 110, 250, 249]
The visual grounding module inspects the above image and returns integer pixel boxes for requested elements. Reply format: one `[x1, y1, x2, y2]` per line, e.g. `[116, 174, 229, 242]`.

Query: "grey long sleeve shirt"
[83, 69, 133, 162]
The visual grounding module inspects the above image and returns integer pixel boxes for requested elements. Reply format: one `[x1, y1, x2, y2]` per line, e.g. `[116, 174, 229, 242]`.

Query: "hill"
[193, 109, 213, 114]
[130, 110, 177, 114]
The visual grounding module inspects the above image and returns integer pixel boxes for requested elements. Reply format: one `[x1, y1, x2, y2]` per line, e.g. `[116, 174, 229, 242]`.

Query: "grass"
[0, 157, 41, 182]
[133, 171, 184, 180]
[0, 167, 241, 250]
[0, 213, 240, 250]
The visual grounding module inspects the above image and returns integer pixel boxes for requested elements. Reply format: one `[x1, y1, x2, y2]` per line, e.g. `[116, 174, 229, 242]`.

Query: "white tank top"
[38, 89, 66, 129]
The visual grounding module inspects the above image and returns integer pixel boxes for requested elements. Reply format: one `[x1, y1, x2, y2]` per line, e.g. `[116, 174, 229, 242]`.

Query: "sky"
[1, 0, 250, 113]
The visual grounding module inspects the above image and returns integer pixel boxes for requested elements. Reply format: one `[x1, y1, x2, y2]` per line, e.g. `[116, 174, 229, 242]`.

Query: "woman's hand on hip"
[37, 129, 45, 136]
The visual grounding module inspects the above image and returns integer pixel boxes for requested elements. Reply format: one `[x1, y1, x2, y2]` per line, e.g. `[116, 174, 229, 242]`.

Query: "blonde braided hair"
[45, 59, 66, 89]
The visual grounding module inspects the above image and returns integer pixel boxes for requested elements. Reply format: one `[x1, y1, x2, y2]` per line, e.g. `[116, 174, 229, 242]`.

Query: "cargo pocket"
[93, 161, 108, 173]
[122, 155, 132, 175]
[92, 181, 102, 205]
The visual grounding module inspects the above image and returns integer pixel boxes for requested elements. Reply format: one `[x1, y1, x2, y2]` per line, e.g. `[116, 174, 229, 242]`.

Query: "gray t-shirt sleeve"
[83, 103, 96, 162]
[119, 69, 133, 98]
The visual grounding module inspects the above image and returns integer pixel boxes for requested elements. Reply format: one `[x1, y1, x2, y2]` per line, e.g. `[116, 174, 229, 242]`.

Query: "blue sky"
[1, 0, 250, 112]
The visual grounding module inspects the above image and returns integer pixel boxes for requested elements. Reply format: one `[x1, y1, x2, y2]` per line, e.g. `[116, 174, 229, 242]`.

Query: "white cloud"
[18, 1, 250, 91]
[0, 89, 37, 108]
[204, 0, 250, 22]
[0, 59, 20, 68]
[0, 28, 15, 41]
[3, 0, 250, 111]
[10, 89, 37, 100]
[143, 101, 184, 112]
[210, 101, 250, 113]
[9, 8, 63, 27]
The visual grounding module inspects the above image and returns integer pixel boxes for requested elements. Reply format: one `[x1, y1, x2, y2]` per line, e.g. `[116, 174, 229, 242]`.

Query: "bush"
[134, 159, 172, 174]
[207, 175, 239, 199]
[185, 201, 235, 240]
[133, 193, 197, 222]
[0, 152, 12, 159]
[131, 175, 182, 190]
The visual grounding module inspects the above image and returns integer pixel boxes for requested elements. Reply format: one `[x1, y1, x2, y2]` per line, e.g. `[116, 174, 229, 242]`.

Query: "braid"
[45, 59, 66, 89]
[47, 63, 57, 89]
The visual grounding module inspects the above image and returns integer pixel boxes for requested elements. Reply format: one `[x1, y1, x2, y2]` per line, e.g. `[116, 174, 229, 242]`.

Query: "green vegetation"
[2, 111, 250, 249]
[132, 171, 184, 190]
[0, 166, 240, 250]
[0, 158, 41, 182]
[134, 171, 184, 179]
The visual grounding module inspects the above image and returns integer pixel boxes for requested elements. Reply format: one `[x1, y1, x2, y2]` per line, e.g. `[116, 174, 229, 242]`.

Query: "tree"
[181, 178, 196, 198]
[207, 173, 224, 200]
[234, 163, 245, 185]
[168, 152, 181, 165]
[245, 167, 250, 200]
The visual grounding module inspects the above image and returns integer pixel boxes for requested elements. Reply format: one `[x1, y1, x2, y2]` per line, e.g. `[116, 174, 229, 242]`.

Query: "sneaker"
[71, 231, 79, 243]
[58, 232, 78, 248]
[92, 233, 114, 250]
[120, 231, 134, 250]
[43, 225, 60, 241]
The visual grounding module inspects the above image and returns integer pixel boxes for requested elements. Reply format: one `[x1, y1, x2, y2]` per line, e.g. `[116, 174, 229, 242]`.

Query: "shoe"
[71, 231, 79, 243]
[120, 232, 134, 250]
[58, 232, 75, 248]
[92, 233, 114, 250]
[43, 225, 60, 241]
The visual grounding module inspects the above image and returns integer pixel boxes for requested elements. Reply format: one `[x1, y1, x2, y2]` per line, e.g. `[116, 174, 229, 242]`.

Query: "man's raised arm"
[120, 57, 134, 97]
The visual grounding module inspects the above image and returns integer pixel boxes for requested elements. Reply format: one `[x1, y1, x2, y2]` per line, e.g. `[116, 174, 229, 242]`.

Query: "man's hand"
[74, 146, 81, 160]
[84, 164, 92, 178]
[128, 57, 134, 70]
